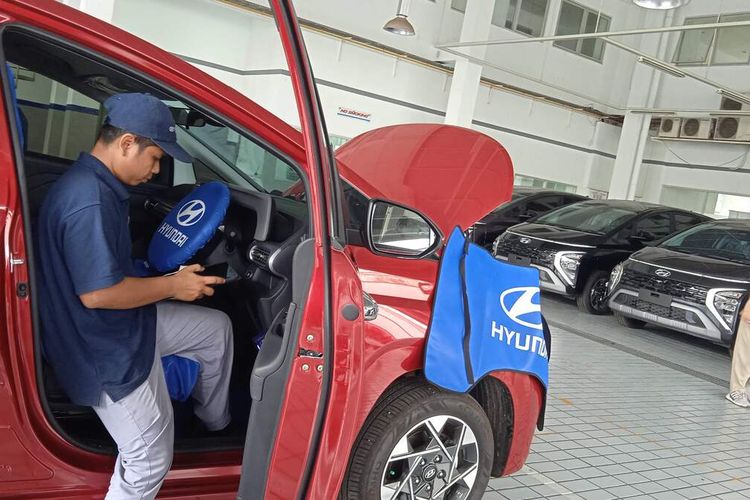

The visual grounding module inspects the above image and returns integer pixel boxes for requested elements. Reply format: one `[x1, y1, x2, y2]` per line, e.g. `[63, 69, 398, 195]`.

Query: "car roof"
[573, 199, 682, 212]
[704, 218, 750, 227]
[512, 187, 586, 197]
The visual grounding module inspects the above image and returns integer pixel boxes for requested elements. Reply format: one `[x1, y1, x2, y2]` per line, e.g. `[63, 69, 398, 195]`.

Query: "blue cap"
[102, 93, 192, 163]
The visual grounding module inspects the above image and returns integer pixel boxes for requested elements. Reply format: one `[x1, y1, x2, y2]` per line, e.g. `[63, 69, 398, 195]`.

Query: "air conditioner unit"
[657, 117, 681, 138]
[713, 117, 750, 141]
[680, 118, 715, 139]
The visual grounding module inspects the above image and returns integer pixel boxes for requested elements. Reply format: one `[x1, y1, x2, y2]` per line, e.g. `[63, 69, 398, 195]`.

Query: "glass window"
[515, 0, 548, 36]
[514, 174, 577, 193]
[13, 68, 102, 160]
[494, 0, 548, 36]
[535, 202, 637, 234]
[182, 122, 300, 194]
[674, 13, 750, 66]
[526, 195, 564, 214]
[713, 13, 750, 64]
[673, 212, 706, 232]
[673, 16, 716, 64]
[635, 213, 673, 240]
[661, 223, 750, 264]
[554, 0, 611, 62]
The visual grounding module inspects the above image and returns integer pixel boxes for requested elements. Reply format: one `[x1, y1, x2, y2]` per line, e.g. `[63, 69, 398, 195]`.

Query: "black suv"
[492, 200, 710, 314]
[608, 219, 750, 347]
[469, 187, 587, 248]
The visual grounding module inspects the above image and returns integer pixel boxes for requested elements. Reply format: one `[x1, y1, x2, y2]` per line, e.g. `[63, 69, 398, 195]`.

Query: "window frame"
[495, 0, 550, 37]
[553, 0, 611, 63]
[673, 12, 750, 67]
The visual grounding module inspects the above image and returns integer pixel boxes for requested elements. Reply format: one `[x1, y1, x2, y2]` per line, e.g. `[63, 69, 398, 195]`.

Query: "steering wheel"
[147, 181, 230, 272]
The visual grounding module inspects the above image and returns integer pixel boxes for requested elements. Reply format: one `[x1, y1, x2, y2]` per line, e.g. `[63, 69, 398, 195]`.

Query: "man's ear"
[117, 133, 137, 156]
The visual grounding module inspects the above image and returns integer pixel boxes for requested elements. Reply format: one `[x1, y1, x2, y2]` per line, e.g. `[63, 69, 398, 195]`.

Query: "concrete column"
[444, 0, 495, 127]
[607, 9, 674, 200]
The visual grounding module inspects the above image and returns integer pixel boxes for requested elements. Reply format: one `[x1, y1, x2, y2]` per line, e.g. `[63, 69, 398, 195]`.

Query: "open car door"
[238, 1, 363, 499]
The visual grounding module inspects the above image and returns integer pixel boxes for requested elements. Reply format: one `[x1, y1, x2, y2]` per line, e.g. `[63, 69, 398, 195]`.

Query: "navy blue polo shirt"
[37, 153, 156, 406]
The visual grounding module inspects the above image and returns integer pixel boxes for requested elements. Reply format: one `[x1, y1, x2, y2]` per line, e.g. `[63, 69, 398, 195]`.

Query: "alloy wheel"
[380, 415, 479, 500]
[590, 278, 609, 312]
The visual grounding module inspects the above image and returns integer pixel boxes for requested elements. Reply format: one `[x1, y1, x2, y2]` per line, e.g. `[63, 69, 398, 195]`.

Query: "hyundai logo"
[176, 199, 206, 227]
[520, 237, 531, 244]
[655, 269, 671, 278]
[500, 287, 542, 330]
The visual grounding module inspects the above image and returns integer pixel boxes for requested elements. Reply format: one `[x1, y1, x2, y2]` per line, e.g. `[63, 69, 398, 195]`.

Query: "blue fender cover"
[424, 227, 549, 394]
[161, 355, 200, 402]
[147, 181, 230, 272]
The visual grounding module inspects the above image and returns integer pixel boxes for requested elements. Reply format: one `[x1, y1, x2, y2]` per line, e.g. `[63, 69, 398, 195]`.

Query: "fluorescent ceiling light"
[716, 88, 750, 106]
[636, 56, 686, 78]
[633, 0, 689, 9]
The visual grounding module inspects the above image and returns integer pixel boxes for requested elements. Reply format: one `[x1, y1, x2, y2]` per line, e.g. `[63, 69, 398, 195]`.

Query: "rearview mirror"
[366, 200, 441, 258]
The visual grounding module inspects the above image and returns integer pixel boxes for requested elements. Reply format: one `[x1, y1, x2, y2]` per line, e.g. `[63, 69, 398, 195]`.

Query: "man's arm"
[80, 264, 224, 309]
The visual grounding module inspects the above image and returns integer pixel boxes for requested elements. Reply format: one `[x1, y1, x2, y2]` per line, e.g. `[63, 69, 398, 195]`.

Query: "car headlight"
[554, 252, 584, 286]
[492, 234, 506, 256]
[708, 289, 744, 330]
[609, 263, 624, 293]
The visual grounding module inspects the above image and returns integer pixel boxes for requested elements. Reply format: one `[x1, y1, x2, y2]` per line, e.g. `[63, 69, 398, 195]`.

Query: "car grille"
[613, 294, 706, 328]
[494, 236, 556, 265]
[619, 269, 709, 305]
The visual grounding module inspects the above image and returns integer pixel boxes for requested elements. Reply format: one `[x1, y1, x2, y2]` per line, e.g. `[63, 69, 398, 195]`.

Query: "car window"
[535, 203, 637, 234]
[181, 121, 301, 194]
[635, 212, 673, 240]
[526, 195, 564, 214]
[673, 212, 706, 232]
[662, 223, 750, 264]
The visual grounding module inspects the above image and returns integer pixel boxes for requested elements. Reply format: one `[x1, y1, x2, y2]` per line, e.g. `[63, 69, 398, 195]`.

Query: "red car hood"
[335, 124, 514, 237]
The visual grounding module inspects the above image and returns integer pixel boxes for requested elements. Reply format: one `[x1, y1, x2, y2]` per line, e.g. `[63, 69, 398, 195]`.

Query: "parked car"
[608, 219, 750, 347]
[0, 1, 543, 499]
[468, 187, 587, 248]
[492, 199, 710, 314]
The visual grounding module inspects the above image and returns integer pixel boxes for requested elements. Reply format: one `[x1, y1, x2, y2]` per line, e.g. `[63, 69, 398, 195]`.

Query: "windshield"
[661, 223, 750, 264]
[535, 203, 637, 234]
[490, 192, 526, 213]
[179, 121, 301, 195]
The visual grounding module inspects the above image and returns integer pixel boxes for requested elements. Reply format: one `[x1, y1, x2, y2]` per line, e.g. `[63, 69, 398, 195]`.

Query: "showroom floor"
[483, 295, 750, 500]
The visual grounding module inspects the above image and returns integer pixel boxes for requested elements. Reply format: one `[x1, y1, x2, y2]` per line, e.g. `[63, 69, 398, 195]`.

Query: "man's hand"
[169, 264, 225, 302]
[741, 301, 750, 323]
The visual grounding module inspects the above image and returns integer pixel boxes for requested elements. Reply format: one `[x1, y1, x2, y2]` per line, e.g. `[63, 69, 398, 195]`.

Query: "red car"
[0, 0, 544, 498]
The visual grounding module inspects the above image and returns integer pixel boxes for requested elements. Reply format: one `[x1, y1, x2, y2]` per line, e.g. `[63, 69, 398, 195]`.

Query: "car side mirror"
[366, 200, 441, 259]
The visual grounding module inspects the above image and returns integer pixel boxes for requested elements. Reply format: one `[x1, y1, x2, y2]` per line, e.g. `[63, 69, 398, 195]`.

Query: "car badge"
[500, 287, 542, 330]
[519, 237, 531, 244]
[655, 269, 671, 278]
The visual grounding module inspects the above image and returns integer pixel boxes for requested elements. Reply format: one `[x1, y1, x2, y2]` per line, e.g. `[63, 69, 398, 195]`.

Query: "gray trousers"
[92, 301, 234, 500]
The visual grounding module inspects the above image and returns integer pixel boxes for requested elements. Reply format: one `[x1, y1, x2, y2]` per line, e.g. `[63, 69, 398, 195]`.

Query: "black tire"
[340, 378, 494, 500]
[614, 312, 646, 329]
[576, 270, 611, 315]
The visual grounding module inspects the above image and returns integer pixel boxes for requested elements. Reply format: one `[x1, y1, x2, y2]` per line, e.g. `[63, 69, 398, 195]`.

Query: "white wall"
[102, 0, 750, 203]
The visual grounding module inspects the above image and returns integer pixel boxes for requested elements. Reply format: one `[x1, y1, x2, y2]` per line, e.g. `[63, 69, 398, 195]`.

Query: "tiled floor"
[483, 295, 750, 500]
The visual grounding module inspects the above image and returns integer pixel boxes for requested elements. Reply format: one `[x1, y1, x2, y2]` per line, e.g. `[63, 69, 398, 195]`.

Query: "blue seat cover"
[424, 226, 549, 393]
[161, 355, 200, 402]
[148, 181, 230, 272]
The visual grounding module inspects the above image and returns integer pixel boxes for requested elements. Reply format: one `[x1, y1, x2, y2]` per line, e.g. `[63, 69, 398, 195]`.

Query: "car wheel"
[576, 270, 611, 315]
[614, 312, 646, 329]
[340, 379, 494, 500]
